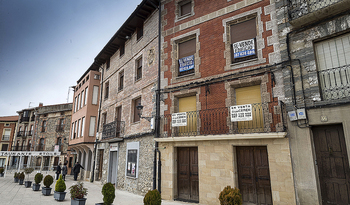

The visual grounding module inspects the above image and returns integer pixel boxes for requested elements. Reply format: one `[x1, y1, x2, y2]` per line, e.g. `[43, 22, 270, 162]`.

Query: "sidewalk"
[0, 172, 197, 205]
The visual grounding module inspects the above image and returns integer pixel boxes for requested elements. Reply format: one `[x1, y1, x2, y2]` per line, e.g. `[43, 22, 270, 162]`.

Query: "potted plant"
[54, 174, 66, 201]
[143, 189, 161, 205]
[14, 172, 19, 183]
[18, 172, 25, 185]
[42, 175, 53, 196]
[0, 168, 4, 177]
[218, 186, 242, 205]
[95, 182, 115, 205]
[32, 172, 43, 191]
[70, 181, 88, 205]
[24, 167, 34, 188]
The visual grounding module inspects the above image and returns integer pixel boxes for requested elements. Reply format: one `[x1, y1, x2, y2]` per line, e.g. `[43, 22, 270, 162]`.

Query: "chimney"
[39, 103, 43, 107]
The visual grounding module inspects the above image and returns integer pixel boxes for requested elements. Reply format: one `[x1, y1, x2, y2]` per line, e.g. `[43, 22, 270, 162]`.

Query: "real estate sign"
[232, 38, 255, 58]
[179, 55, 194, 72]
[230, 104, 253, 121]
[172, 112, 187, 127]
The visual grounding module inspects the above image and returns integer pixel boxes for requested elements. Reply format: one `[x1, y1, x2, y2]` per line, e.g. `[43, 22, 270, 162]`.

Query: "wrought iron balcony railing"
[288, 0, 342, 20]
[160, 101, 286, 138]
[11, 145, 32, 151]
[318, 64, 350, 100]
[20, 117, 30, 123]
[102, 120, 125, 140]
[36, 145, 44, 151]
[2, 135, 10, 141]
[56, 125, 65, 132]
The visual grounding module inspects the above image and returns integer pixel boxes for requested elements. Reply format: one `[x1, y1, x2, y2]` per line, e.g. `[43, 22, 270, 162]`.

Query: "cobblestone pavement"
[0, 171, 197, 205]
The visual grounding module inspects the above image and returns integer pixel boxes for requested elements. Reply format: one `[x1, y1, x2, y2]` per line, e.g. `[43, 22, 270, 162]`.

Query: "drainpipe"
[91, 66, 104, 182]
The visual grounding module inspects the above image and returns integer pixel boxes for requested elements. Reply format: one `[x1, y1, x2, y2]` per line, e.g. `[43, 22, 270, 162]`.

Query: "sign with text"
[0, 151, 61, 157]
[179, 55, 194, 72]
[230, 104, 253, 122]
[232, 39, 255, 58]
[172, 112, 187, 127]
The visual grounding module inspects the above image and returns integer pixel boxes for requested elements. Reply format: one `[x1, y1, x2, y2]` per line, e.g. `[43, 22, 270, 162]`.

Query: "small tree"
[69, 182, 88, 199]
[143, 189, 161, 205]
[34, 173, 43, 184]
[18, 172, 25, 180]
[55, 175, 66, 192]
[43, 175, 54, 188]
[102, 183, 115, 205]
[218, 186, 242, 205]
[24, 167, 34, 181]
[0, 168, 4, 174]
[14, 172, 18, 179]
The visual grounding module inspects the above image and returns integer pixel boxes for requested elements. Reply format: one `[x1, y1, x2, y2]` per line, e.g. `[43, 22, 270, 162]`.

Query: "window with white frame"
[2, 129, 10, 141]
[81, 90, 84, 108]
[315, 32, 350, 100]
[81, 117, 85, 137]
[125, 142, 139, 178]
[77, 119, 81, 138]
[92, 86, 99, 105]
[89, 116, 96, 137]
[85, 87, 88, 105]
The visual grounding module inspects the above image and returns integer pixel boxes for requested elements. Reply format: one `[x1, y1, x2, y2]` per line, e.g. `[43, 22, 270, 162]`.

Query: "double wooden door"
[177, 147, 199, 202]
[312, 125, 350, 204]
[237, 146, 272, 205]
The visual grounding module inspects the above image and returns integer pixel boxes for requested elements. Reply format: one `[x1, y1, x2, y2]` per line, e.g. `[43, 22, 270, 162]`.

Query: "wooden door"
[237, 146, 272, 205]
[312, 125, 350, 204]
[98, 149, 104, 180]
[177, 147, 199, 202]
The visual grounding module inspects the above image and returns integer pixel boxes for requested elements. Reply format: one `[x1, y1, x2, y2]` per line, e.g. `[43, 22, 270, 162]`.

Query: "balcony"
[102, 120, 125, 140]
[2, 135, 10, 141]
[17, 131, 26, 138]
[160, 101, 286, 138]
[20, 117, 30, 123]
[36, 145, 44, 151]
[287, 0, 350, 27]
[318, 64, 350, 101]
[11, 145, 31, 151]
[56, 125, 65, 132]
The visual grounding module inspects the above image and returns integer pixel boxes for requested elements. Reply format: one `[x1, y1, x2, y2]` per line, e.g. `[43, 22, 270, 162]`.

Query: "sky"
[0, 0, 143, 116]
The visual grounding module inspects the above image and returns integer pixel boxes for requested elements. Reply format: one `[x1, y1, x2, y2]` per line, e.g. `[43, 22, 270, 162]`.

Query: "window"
[81, 117, 85, 137]
[2, 129, 10, 141]
[77, 119, 81, 138]
[86, 75, 89, 81]
[85, 87, 88, 105]
[39, 138, 45, 151]
[41, 120, 47, 132]
[27, 140, 31, 151]
[1, 144, 8, 151]
[106, 58, 110, 70]
[125, 142, 139, 178]
[104, 82, 109, 99]
[89, 116, 96, 137]
[77, 94, 80, 111]
[136, 57, 142, 81]
[74, 121, 77, 139]
[178, 95, 197, 134]
[94, 74, 100, 80]
[137, 26, 143, 40]
[92, 85, 99, 105]
[235, 85, 263, 132]
[133, 98, 141, 122]
[178, 38, 196, 76]
[24, 126, 28, 136]
[102, 113, 107, 126]
[5, 123, 9, 127]
[230, 18, 257, 63]
[30, 125, 33, 135]
[71, 123, 75, 139]
[315, 32, 350, 100]
[119, 70, 124, 91]
[74, 96, 78, 112]
[120, 43, 125, 57]
[81, 90, 84, 107]
[179, 1, 192, 17]
[115, 106, 122, 121]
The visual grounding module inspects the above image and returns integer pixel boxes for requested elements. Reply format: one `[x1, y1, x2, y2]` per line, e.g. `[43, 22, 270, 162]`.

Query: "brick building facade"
[0, 116, 18, 167]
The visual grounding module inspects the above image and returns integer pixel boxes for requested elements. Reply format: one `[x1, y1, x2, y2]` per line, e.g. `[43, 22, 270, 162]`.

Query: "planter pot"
[54, 191, 66, 201]
[95, 203, 104, 205]
[71, 198, 87, 205]
[32, 183, 40, 191]
[0, 173, 4, 177]
[19, 179, 24, 185]
[24, 181, 32, 188]
[14, 178, 19, 183]
[42, 187, 52, 196]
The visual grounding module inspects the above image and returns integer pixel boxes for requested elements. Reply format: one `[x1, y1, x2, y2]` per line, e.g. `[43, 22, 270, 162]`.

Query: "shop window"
[126, 142, 139, 178]
[230, 18, 257, 64]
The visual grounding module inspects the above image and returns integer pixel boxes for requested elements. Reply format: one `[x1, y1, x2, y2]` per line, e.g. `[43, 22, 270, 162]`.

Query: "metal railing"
[102, 120, 125, 140]
[318, 64, 350, 100]
[11, 145, 32, 151]
[20, 117, 30, 123]
[160, 101, 286, 137]
[288, 0, 341, 20]
[2, 135, 10, 141]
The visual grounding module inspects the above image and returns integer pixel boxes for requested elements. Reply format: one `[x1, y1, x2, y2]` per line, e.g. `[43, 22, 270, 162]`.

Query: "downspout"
[91, 66, 104, 182]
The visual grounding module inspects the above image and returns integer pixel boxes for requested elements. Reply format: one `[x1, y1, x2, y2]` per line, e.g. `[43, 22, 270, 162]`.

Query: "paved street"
[0, 171, 197, 205]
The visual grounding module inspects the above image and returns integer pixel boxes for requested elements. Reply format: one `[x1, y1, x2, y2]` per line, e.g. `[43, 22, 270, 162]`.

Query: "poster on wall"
[179, 55, 194, 72]
[232, 38, 255, 58]
[230, 104, 253, 121]
[172, 112, 187, 127]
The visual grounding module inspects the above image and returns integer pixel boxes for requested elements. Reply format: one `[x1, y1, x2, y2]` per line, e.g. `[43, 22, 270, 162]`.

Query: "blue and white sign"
[232, 39, 255, 58]
[179, 55, 194, 72]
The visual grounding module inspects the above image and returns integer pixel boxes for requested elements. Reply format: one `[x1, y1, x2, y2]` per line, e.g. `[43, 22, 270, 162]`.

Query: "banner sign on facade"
[232, 39, 255, 58]
[230, 104, 253, 122]
[172, 112, 187, 127]
[179, 55, 194, 72]
[0, 151, 61, 157]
